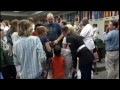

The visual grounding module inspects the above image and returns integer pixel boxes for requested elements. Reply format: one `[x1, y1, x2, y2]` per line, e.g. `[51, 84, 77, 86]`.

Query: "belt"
[77, 44, 86, 53]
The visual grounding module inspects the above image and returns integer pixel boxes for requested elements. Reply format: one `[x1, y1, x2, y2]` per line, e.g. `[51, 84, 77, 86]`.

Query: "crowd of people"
[0, 12, 119, 79]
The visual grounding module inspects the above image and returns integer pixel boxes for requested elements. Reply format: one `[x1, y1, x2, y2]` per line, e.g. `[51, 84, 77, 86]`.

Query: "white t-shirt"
[62, 37, 67, 44]
[4, 26, 9, 36]
[62, 37, 70, 49]
[11, 32, 19, 44]
[80, 24, 95, 50]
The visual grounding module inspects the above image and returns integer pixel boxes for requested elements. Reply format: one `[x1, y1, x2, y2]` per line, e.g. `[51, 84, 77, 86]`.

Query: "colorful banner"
[98, 11, 102, 18]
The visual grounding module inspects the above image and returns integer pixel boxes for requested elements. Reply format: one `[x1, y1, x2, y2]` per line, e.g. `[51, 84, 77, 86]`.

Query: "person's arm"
[44, 36, 52, 52]
[45, 42, 52, 52]
[103, 31, 112, 41]
[66, 37, 77, 69]
[36, 37, 46, 64]
[54, 34, 64, 44]
[54, 24, 64, 44]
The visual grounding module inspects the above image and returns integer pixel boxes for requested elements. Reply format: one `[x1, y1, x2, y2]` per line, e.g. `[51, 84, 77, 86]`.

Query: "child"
[51, 45, 65, 79]
[61, 48, 72, 79]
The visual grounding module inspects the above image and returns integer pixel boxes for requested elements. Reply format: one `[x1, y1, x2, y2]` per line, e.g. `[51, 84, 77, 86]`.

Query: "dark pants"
[97, 48, 102, 62]
[80, 62, 92, 79]
[0, 65, 16, 79]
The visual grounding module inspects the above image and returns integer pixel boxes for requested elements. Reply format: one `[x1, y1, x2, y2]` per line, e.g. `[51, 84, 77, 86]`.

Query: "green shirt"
[94, 38, 105, 49]
[0, 41, 14, 67]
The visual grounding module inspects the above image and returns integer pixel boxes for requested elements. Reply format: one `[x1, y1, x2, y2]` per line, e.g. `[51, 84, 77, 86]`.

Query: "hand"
[53, 40, 58, 45]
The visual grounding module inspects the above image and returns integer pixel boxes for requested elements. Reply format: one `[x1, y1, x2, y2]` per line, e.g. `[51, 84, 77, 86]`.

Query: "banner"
[89, 11, 92, 19]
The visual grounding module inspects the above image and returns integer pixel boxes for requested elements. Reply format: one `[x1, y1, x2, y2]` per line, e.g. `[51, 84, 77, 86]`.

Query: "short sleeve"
[44, 36, 49, 43]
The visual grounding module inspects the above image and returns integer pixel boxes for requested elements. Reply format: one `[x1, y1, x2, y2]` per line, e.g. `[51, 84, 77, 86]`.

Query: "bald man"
[45, 13, 63, 45]
[80, 18, 95, 52]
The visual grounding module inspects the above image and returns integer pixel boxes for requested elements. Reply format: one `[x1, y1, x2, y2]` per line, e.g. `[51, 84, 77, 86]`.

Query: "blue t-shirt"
[39, 36, 49, 48]
[103, 29, 119, 51]
[45, 22, 61, 42]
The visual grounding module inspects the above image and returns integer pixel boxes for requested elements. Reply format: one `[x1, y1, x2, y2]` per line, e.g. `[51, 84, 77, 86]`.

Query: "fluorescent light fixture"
[13, 11, 20, 12]
[31, 11, 43, 16]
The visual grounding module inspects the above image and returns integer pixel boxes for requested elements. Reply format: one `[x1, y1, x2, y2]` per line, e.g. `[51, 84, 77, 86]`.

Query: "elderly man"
[45, 13, 63, 45]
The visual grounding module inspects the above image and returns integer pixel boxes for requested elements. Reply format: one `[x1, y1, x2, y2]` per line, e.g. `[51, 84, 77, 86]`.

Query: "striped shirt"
[13, 36, 46, 79]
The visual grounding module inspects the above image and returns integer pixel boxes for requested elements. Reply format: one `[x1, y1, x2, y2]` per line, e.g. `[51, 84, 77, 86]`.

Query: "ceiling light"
[13, 11, 20, 12]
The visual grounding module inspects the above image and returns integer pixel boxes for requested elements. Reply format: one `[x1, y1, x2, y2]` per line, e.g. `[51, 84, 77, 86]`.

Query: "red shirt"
[51, 56, 65, 79]
[32, 31, 38, 36]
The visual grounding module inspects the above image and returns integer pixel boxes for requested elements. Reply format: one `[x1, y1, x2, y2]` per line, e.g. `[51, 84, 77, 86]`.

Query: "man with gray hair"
[45, 13, 63, 46]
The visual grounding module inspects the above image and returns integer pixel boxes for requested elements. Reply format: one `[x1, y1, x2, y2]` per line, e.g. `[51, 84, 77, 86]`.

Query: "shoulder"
[13, 38, 20, 47]
[54, 22, 61, 27]
[84, 24, 92, 29]
[12, 32, 18, 36]
[29, 36, 39, 39]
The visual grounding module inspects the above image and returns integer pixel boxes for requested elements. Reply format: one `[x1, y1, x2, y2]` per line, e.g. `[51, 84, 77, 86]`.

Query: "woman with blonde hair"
[62, 24, 74, 48]
[62, 24, 74, 79]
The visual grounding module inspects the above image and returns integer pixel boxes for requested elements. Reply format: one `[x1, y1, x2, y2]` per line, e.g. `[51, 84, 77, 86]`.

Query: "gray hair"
[47, 13, 54, 18]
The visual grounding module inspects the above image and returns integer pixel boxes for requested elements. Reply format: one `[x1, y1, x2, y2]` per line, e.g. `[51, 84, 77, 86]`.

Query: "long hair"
[10, 19, 19, 34]
[18, 20, 32, 37]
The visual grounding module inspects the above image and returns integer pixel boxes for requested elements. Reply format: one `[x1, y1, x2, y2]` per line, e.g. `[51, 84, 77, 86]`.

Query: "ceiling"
[1, 11, 66, 20]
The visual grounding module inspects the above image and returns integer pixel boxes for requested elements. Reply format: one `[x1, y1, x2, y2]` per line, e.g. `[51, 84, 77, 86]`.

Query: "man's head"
[93, 24, 97, 28]
[61, 26, 70, 37]
[47, 13, 54, 24]
[108, 20, 118, 30]
[82, 17, 89, 26]
[54, 45, 61, 56]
